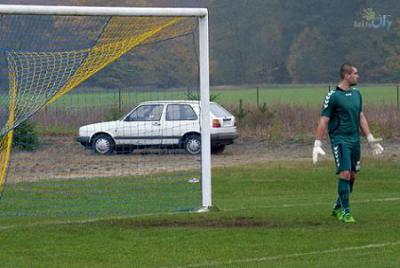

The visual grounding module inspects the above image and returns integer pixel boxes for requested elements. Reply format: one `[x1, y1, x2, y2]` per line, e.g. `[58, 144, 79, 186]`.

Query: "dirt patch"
[7, 136, 400, 183]
[99, 216, 277, 229]
[88, 215, 328, 229]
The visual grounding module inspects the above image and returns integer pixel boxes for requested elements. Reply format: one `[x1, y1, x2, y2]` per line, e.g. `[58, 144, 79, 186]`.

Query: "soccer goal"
[0, 5, 211, 220]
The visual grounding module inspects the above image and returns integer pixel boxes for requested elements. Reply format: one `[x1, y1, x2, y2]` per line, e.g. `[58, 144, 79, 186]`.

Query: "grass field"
[211, 84, 400, 106]
[24, 84, 399, 108]
[0, 171, 201, 226]
[0, 159, 399, 267]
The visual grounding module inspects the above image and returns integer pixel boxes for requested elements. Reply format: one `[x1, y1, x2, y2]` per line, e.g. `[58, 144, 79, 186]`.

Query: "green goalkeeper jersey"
[321, 86, 362, 143]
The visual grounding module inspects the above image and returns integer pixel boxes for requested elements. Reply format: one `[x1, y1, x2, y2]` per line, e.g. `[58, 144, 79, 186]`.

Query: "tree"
[287, 27, 329, 83]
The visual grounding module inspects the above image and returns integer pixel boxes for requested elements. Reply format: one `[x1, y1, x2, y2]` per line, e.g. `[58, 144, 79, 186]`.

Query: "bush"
[233, 99, 248, 122]
[103, 107, 126, 121]
[13, 120, 40, 151]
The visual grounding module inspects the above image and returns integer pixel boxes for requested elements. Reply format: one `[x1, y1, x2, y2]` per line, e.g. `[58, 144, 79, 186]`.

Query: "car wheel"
[92, 134, 115, 155]
[184, 134, 201, 155]
[211, 145, 225, 154]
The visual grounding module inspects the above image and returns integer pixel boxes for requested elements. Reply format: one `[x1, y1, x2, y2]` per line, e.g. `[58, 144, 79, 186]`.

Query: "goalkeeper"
[313, 63, 383, 224]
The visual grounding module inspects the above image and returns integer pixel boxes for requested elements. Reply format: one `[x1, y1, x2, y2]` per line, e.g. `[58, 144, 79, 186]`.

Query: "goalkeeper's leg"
[338, 171, 356, 223]
[339, 143, 361, 223]
[331, 143, 356, 222]
[349, 142, 361, 194]
[340, 145, 361, 223]
[332, 171, 356, 212]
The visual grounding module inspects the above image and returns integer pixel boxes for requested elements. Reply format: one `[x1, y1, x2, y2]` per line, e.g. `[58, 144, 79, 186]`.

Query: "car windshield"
[210, 103, 233, 117]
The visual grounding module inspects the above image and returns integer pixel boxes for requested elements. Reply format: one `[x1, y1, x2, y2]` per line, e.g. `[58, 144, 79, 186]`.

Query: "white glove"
[312, 140, 326, 164]
[367, 134, 384, 155]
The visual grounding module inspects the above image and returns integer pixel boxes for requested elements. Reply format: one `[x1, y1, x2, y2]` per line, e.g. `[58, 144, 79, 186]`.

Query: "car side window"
[126, 105, 163, 121]
[166, 104, 197, 121]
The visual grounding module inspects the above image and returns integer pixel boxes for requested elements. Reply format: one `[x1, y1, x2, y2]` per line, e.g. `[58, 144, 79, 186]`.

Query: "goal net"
[0, 5, 211, 221]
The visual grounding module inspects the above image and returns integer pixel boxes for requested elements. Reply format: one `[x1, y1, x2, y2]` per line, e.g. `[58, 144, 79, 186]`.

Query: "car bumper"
[211, 132, 239, 146]
[76, 136, 90, 146]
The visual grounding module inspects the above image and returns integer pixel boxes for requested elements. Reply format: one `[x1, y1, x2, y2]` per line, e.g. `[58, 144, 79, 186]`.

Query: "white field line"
[0, 211, 185, 231]
[173, 241, 400, 268]
[221, 197, 400, 211]
[0, 197, 399, 231]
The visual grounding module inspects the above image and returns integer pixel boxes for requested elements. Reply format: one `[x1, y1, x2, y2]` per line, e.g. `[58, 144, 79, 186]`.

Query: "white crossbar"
[0, 5, 207, 17]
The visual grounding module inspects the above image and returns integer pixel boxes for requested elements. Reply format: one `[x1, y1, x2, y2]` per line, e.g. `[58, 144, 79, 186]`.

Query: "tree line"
[0, 0, 399, 89]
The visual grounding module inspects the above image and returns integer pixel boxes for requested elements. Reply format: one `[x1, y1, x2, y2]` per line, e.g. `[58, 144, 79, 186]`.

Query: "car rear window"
[166, 104, 198, 121]
[210, 103, 233, 117]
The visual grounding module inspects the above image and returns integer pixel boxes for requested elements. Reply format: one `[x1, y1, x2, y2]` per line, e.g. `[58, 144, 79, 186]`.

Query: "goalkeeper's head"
[340, 63, 359, 86]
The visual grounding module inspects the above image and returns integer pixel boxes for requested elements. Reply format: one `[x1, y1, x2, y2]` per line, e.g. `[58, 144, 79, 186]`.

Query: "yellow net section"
[49, 17, 186, 103]
[0, 15, 195, 195]
[0, 132, 13, 192]
[0, 62, 17, 192]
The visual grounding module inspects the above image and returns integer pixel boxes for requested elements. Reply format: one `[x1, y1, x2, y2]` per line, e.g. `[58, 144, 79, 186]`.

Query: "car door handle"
[152, 122, 161, 126]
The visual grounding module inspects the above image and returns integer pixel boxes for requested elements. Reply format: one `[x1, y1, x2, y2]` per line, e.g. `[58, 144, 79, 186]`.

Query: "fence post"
[256, 87, 260, 108]
[118, 88, 122, 113]
[113, 91, 116, 110]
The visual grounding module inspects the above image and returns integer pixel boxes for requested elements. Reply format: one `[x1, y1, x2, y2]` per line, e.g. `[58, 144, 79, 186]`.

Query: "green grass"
[214, 84, 400, 106]
[39, 84, 400, 109]
[0, 172, 201, 226]
[0, 159, 399, 267]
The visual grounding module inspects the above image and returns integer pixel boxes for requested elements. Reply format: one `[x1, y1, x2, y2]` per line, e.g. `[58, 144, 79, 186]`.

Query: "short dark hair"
[340, 63, 356, 79]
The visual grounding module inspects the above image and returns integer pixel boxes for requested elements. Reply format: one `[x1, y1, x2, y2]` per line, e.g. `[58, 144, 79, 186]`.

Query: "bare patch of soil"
[8, 136, 400, 183]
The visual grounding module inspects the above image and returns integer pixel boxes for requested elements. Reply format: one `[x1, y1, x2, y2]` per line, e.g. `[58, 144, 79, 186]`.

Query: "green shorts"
[331, 142, 361, 174]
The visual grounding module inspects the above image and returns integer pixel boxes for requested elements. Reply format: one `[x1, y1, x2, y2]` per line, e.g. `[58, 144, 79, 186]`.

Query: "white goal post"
[0, 4, 212, 210]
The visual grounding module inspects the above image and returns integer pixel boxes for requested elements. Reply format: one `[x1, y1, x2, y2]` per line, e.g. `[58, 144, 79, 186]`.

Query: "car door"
[162, 103, 199, 145]
[115, 104, 164, 146]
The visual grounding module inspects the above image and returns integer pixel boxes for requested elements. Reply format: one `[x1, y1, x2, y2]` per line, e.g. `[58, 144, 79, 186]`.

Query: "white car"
[76, 100, 238, 155]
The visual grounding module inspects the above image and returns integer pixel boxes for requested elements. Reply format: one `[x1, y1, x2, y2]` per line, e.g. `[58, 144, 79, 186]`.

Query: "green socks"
[338, 178, 351, 214]
[333, 179, 354, 210]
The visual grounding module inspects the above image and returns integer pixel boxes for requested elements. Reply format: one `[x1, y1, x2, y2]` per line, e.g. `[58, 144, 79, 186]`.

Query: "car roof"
[139, 100, 216, 105]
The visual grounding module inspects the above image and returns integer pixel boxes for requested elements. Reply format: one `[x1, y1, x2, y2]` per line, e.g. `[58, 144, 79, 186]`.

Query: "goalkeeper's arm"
[313, 116, 329, 164]
[360, 112, 384, 155]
